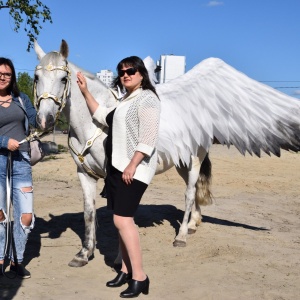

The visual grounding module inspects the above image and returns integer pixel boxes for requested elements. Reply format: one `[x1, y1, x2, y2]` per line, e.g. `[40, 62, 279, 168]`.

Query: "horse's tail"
[195, 153, 213, 206]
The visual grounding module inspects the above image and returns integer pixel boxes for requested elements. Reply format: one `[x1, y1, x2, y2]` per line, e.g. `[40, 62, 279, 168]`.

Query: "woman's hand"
[76, 72, 99, 114]
[76, 72, 88, 95]
[122, 151, 146, 185]
[7, 138, 20, 151]
[122, 163, 137, 185]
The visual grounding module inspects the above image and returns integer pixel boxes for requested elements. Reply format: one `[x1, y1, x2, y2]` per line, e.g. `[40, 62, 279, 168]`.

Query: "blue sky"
[1, 0, 299, 98]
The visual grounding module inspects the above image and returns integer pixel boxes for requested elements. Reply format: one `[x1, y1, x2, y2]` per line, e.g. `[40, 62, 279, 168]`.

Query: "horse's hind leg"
[68, 170, 97, 267]
[173, 155, 201, 247]
[173, 151, 212, 247]
[188, 152, 212, 234]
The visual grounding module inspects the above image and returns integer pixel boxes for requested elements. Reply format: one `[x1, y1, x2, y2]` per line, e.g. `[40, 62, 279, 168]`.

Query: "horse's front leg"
[69, 169, 97, 267]
[174, 156, 201, 247]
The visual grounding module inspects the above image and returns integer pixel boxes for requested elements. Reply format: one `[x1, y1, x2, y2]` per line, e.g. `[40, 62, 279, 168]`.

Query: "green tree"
[57, 113, 69, 132]
[17, 71, 33, 103]
[0, 0, 52, 51]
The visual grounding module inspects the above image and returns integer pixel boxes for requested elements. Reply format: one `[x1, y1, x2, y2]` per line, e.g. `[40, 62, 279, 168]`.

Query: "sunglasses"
[118, 67, 137, 77]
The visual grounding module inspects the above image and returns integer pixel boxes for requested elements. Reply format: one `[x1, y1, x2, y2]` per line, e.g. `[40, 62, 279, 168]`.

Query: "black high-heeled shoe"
[106, 271, 132, 287]
[120, 276, 150, 298]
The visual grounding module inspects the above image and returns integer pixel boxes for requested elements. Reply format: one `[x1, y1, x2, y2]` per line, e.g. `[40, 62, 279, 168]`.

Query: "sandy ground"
[0, 133, 299, 300]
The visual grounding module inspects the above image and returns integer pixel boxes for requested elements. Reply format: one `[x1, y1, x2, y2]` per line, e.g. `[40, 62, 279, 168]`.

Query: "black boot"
[120, 276, 150, 298]
[10, 263, 31, 279]
[106, 271, 132, 287]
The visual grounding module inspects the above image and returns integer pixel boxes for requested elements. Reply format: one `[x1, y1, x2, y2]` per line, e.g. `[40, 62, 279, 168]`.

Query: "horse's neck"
[65, 64, 116, 143]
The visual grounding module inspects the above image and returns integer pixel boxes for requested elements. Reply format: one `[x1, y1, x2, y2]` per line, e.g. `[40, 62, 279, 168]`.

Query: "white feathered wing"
[155, 58, 300, 166]
[143, 56, 159, 86]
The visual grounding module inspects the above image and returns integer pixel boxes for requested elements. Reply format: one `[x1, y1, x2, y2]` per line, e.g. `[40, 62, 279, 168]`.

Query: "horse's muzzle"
[36, 113, 55, 131]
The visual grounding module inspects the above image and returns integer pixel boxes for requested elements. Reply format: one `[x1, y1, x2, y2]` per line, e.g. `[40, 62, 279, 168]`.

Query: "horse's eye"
[34, 74, 39, 82]
[61, 76, 68, 83]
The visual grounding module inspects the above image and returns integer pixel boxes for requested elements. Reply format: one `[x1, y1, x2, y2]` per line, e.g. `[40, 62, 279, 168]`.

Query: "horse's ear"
[34, 39, 46, 60]
[60, 39, 69, 59]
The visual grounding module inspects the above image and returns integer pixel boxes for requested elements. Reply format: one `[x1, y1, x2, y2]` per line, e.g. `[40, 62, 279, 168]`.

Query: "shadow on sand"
[0, 204, 268, 299]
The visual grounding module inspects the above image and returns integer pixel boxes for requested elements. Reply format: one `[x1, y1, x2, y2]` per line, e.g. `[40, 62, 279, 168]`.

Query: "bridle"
[34, 54, 71, 125]
[33, 54, 105, 180]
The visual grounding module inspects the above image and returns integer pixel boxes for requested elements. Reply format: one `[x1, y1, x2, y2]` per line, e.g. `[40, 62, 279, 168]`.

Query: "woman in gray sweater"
[0, 57, 37, 279]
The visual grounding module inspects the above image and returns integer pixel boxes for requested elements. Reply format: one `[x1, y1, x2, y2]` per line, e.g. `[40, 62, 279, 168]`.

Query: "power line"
[15, 69, 300, 89]
[260, 81, 300, 90]
[16, 68, 35, 72]
[274, 87, 300, 89]
[260, 81, 300, 83]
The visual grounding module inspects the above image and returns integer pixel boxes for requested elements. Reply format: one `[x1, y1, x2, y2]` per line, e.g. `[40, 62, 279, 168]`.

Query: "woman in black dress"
[77, 56, 160, 298]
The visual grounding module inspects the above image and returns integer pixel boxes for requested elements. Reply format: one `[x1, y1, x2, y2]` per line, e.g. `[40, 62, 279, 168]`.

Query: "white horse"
[33, 40, 300, 267]
[33, 40, 212, 267]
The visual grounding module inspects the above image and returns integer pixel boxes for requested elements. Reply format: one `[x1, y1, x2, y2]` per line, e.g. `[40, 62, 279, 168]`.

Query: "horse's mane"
[68, 61, 109, 88]
[68, 61, 117, 108]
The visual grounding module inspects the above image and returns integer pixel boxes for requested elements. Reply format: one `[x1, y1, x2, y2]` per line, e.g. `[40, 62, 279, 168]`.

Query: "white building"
[157, 55, 186, 84]
[96, 69, 114, 87]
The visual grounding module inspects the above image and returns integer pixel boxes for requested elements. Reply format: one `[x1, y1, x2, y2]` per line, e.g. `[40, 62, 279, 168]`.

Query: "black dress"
[105, 109, 148, 217]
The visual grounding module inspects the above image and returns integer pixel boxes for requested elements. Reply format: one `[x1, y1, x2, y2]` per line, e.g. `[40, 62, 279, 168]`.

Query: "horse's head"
[34, 39, 71, 131]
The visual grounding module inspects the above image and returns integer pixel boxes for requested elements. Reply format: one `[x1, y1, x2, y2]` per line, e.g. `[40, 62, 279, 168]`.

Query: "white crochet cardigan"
[93, 88, 161, 184]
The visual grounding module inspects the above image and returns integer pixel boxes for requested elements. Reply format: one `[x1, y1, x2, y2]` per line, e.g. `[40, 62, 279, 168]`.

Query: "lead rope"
[2, 152, 17, 279]
[18, 96, 51, 144]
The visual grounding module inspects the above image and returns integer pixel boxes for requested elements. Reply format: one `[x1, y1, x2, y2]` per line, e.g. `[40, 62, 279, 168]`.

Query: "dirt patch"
[1, 133, 299, 300]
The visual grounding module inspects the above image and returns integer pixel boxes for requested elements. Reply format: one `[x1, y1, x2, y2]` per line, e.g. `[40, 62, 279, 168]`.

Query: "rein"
[18, 96, 49, 143]
[2, 152, 17, 279]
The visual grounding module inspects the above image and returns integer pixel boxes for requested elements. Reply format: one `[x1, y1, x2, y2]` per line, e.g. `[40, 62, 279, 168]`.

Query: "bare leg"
[118, 235, 131, 273]
[113, 215, 146, 281]
[21, 213, 33, 227]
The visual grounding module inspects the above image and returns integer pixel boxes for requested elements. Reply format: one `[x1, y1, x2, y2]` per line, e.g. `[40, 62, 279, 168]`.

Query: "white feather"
[156, 58, 300, 165]
[143, 56, 159, 85]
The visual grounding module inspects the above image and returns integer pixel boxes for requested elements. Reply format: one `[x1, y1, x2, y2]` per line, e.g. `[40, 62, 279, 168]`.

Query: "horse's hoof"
[188, 228, 196, 234]
[173, 240, 186, 247]
[68, 257, 88, 267]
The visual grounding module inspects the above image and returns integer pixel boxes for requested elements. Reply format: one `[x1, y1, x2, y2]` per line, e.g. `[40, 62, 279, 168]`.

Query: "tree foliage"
[0, 0, 52, 51]
[17, 71, 33, 102]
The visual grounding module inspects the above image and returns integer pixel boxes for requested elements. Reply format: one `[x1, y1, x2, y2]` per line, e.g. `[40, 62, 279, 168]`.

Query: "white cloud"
[207, 1, 224, 7]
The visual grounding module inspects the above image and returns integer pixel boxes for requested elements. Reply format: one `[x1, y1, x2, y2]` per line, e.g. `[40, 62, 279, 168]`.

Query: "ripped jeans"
[0, 151, 34, 263]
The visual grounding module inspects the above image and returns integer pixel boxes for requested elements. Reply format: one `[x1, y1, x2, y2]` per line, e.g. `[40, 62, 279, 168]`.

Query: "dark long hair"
[112, 56, 159, 98]
[0, 57, 20, 97]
